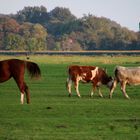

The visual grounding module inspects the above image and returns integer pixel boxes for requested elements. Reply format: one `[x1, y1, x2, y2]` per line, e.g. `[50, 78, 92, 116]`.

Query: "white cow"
[109, 66, 140, 99]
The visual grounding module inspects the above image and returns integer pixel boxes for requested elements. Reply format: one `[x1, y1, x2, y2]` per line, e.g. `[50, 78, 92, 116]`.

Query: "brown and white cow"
[109, 66, 140, 99]
[66, 65, 113, 97]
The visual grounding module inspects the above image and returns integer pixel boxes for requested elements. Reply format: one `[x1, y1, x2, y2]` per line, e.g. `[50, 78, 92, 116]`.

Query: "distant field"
[0, 55, 140, 140]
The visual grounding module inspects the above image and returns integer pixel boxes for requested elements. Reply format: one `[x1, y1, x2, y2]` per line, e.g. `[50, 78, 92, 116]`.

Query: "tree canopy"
[0, 6, 139, 51]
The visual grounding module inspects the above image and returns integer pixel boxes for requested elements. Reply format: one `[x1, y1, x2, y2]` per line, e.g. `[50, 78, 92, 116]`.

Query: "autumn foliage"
[0, 6, 140, 51]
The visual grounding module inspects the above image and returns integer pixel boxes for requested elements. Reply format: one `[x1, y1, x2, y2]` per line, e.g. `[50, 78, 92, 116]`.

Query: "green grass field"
[0, 55, 140, 140]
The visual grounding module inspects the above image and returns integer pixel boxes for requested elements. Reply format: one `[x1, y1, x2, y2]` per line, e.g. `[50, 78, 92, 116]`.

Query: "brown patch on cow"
[69, 65, 97, 83]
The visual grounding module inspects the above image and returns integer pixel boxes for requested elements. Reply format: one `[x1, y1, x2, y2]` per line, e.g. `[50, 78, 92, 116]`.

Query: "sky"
[0, 0, 140, 32]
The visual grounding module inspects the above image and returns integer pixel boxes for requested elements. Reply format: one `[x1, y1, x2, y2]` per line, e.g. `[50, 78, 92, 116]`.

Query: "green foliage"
[48, 7, 76, 23]
[0, 17, 47, 51]
[5, 33, 24, 50]
[0, 6, 140, 51]
[45, 14, 139, 50]
[15, 6, 48, 24]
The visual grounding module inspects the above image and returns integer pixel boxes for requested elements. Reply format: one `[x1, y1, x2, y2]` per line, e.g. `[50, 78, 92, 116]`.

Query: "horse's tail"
[26, 61, 41, 79]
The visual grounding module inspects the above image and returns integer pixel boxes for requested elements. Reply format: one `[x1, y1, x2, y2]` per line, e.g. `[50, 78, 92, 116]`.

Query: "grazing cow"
[109, 66, 140, 99]
[66, 65, 113, 97]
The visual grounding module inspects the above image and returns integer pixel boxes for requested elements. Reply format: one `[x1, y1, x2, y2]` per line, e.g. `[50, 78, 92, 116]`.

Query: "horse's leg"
[18, 82, 30, 104]
[20, 92, 24, 104]
[13, 76, 26, 104]
[18, 83, 25, 104]
[24, 82, 30, 104]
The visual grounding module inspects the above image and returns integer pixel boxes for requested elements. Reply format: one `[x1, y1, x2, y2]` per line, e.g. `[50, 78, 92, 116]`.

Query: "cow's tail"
[26, 61, 41, 79]
[114, 67, 119, 83]
[111, 67, 119, 90]
[109, 67, 119, 98]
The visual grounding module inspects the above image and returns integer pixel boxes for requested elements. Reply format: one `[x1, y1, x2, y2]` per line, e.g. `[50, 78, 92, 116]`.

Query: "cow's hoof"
[109, 96, 112, 99]
[90, 95, 93, 98]
[100, 96, 103, 98]
[126, 97, 130, 99]
[68, 94, 72, 97]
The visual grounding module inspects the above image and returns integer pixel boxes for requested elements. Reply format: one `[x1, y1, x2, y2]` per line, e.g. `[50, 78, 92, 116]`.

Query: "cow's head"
[99, 68, 114, 89]
[106, 76, 114, 89]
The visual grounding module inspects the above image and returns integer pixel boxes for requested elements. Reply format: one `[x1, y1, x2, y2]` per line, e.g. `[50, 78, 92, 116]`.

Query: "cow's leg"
[66, 78, 72, 97]
[90, 84, 96, 97]
[91, 87, 103, 98]
[90, 88, 94, 97]
[109, 79, 117, 98]
[97, 87, 103, 98]
[74, 78, 81, 97]
[120, 81, 130, 99]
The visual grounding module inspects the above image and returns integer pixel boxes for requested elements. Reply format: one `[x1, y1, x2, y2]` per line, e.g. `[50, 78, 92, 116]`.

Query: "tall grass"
[1, 54, 139, 65]
[0, 55, 140, 140]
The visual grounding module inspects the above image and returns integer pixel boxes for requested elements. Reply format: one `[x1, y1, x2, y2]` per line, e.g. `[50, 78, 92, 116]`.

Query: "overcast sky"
[0, 0, 140, 32]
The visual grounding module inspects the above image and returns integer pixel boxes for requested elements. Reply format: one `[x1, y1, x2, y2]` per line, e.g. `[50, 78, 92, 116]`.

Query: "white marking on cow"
[83, 73, 87, 77]
[20, 93, 24, 104]
[77, 75, 83, 81]
[78, 75, 87, 83]
[75, 76, 81, 97]
[67, 78, 72, 96]
[90, 67, 98, 80]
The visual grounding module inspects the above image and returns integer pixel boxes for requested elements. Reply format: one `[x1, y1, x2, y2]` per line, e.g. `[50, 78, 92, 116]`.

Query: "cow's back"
[68, 65, 81, 76]
[68, 65, 97, 82]
[115, 66, 140, 84]
[68, 65, 96, 75]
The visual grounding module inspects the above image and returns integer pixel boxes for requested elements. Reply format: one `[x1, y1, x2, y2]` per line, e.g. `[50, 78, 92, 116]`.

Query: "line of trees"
[0, 6, 140, 51]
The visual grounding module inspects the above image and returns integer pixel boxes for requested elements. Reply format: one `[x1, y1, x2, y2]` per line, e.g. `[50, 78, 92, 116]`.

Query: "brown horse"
[0, 59, 41, 104]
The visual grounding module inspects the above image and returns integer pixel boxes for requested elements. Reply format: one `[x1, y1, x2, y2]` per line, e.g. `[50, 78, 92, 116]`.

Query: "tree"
[48, 7, 76, 23]
[19, 23, 47, 51]
[2, 18, 20, 33]
[46, 7, 76, 36]
[0, 17, 20, 49]
[15, 6, 48, 24]
[1, 6, 140, 51]
[5, 33, 25, 50]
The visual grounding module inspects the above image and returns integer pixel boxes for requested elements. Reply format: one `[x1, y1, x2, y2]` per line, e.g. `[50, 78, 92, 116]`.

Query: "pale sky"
[0, 0, 140, 32]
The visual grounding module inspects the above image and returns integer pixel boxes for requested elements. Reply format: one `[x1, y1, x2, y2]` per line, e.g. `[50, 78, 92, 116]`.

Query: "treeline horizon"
[0, 6, 140, 51]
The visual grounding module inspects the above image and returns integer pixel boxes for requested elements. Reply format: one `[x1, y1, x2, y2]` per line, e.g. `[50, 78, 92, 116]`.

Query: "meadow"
[0, 55, 140, 140]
